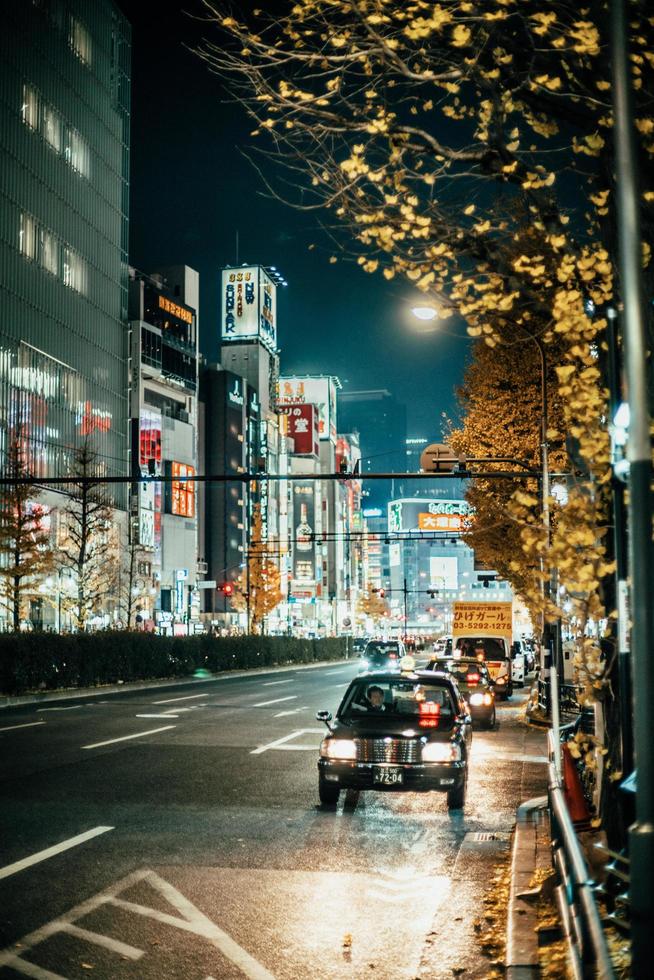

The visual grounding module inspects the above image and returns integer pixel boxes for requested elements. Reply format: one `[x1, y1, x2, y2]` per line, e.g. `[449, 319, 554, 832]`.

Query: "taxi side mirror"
[316, 710, 334, 732]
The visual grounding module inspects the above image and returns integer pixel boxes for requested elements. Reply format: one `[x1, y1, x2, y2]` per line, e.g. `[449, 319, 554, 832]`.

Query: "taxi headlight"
[320, 738, 357, 760]
[422, 742, 461, 763]
[469, 692, 485, 706]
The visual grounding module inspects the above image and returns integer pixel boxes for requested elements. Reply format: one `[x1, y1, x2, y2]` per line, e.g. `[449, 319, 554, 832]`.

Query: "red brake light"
[389, 653, 397, 659]
[466, 672, 480, 684]
[419, 701, 441, 728]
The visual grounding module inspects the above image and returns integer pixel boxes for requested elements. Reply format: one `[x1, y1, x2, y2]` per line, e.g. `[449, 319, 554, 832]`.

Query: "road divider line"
[252, 695, 298, 708]
[323, 668, 355, 675]
[60, 923, 144, 960]
[0, 721, 46, 733]
[82, 726, 175, 750]
[251, 727, 324, 754]
[37, 705, 81, 712]
[262, 679, 294, 686]
[0, 826, 113, 881]
[152, 693, 209, 705]
[135, 713, 179, 719]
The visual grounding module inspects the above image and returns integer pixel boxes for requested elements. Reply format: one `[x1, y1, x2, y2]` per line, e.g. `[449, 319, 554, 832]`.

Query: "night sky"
[118, 0, 471, 437]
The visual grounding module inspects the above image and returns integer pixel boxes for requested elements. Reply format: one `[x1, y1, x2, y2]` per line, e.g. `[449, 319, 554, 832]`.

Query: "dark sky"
[117, 0, 470, 436]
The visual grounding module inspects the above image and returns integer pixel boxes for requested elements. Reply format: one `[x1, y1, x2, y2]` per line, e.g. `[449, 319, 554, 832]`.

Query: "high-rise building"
[0, 1, 131, 491]
[128, 266, 199, 630]
[338, 389, 407, 508]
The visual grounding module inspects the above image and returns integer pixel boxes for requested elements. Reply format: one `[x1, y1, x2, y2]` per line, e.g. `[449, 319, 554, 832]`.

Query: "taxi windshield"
[339, 678, 456, 725]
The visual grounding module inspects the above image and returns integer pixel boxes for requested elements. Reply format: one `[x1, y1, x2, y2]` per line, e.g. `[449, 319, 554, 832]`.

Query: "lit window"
[21, 84, 39, 129]
[70, 17, 92, 65]
[42, 104, 61, 152]
[64, 129, 89, 177]
[19, 213, 37, 260]
[62, 245, 87, 294]
[39, 228, 58, 276]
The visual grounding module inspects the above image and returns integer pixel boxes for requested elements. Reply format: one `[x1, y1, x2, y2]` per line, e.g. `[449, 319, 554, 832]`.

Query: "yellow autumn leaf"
[451, 24, 471, 47]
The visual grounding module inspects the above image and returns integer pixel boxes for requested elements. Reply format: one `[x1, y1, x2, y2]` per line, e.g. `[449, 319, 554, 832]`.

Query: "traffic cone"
[561, 742, 592, 826]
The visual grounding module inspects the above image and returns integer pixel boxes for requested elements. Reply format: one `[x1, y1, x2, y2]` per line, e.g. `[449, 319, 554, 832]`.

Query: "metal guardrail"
[547, 728, 616, 979]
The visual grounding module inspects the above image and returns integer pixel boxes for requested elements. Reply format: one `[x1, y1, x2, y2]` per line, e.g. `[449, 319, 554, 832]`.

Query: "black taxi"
[316, 670, 472, 810]
[425, 656, 496, 730]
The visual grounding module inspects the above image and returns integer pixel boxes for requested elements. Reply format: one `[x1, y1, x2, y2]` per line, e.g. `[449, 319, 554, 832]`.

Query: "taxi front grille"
[357, 738, 419, 764]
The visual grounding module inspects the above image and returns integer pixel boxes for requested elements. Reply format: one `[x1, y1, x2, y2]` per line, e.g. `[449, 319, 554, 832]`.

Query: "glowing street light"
[411, 306, 438, 321]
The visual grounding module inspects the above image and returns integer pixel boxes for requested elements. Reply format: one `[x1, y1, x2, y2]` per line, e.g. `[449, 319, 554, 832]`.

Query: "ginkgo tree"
[199, 0, 653, 712]
[231, 503, 283, 633]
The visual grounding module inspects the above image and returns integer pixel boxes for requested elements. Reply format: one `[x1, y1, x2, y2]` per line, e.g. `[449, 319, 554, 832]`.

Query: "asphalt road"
[0, 661, 547, 980]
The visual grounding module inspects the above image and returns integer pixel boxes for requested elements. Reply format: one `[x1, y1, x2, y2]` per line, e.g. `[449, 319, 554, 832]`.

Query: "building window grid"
[21, 84, 90, 179]
[19, 212, 87, 295]
[69, 16, 92, 66]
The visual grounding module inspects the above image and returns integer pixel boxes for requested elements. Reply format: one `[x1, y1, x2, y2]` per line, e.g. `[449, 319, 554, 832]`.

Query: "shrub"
[0, 632, 350, 696]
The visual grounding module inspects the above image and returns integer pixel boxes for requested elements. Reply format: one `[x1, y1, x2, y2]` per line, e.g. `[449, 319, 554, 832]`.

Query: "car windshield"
[453, 637, 507, 660]
[339, 678, 456, 726]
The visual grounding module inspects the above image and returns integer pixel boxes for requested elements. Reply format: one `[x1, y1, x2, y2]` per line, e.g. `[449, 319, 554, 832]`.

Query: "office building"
[338, 389, 407, 508]
[0, 1, 131, 492]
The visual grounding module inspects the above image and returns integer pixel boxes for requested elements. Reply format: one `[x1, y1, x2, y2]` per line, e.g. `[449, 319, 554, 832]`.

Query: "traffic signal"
[221, 582, 234, 597]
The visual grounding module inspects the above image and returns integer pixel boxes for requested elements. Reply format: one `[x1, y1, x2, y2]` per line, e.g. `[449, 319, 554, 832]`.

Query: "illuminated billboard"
[165, 461, 196, 518]
[292, 484, 316, 584]
[389, 498, 472, 534]
[277, 376, 338, 442]
[279, 403, 319, 456]
[221, 266, 277, 352]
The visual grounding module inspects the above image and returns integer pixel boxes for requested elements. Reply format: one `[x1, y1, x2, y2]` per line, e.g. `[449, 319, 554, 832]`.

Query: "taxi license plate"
[373, 767, 404, 785]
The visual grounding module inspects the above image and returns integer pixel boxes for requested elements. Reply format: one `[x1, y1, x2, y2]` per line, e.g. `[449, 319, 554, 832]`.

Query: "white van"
[448, 635, 514, 699]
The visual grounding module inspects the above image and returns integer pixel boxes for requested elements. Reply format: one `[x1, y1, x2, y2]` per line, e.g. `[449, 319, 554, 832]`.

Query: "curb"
[506, 794, 549, 980]
[0, 658, 353, 710]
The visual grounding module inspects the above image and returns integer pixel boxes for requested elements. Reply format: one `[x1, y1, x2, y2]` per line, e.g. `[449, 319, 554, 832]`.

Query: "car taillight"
[419, 701, 441, 728]
[389, 653, 397, 659]
[466, 672, 480, 684]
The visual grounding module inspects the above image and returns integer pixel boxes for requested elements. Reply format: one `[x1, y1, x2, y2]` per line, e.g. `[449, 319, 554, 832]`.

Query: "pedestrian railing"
[594, 843, 631, 936]
[547, 728, 616, 979]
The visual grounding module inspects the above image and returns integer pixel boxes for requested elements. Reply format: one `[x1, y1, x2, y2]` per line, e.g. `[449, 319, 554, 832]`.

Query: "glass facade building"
[0, 0, 130, 494]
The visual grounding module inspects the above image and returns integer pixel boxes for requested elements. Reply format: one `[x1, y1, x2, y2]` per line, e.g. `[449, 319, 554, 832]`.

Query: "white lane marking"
[82, 726, 175, 750]
[274, 706, 309, 717]
[109, 870, 276, 980]
[152, 693, 209, 705]
[262, 679, 294, 686]
[0, 721, 46, 733]
[251, 728, 324, 754]
[252, 695, 298, 708]
[323, 668, 355, 675]
[0, 826, 113, 882]
[59, 923, 144, 960]
[0, 869, 275, 980]
[135, 713, 179, 719]
[274, 744, 318, 751]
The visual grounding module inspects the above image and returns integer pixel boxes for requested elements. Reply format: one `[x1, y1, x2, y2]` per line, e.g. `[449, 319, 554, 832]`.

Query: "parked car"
[359, 640, 406, 673]
[425, 656, 496, 729]
[316, 669, 473, 809]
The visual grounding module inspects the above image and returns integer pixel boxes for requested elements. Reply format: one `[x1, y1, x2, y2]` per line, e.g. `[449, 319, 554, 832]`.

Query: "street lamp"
[411, 306, 438, 321]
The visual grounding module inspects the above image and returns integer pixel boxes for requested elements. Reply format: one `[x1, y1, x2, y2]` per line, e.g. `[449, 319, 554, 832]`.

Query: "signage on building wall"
[165, 461, 196, 518]
[158, 294, 193, 325]
[228, 377, 244, 407]
[277, 377, 337, 442]
[221, 266, 277, 352]
[278, 403, 319, 456]
[388, 498, 473, 533]
[292, 484, 316, 584]
[139, 409, 162, 470]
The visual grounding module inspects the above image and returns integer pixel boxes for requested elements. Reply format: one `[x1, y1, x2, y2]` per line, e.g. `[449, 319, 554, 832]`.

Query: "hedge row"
[0, 632, 350, 696]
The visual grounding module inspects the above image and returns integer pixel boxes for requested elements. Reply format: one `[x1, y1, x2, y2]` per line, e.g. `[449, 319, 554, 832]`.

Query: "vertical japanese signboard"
[221, 266, 277, 352]
[292, 484, 316, 583]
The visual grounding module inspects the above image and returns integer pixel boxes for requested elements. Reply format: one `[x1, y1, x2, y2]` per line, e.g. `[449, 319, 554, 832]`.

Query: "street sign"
[197, 580, 217, 590]
[420, 443, 462, 473]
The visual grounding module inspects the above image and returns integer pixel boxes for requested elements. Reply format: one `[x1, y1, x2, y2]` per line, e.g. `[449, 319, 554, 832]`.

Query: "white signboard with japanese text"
[221, 266, 277, 352]
[277, 376, 337, 442]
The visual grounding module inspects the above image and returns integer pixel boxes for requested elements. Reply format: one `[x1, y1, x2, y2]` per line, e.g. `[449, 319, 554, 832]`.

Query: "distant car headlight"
[470, 692, 493, 706]
[320, 738, 358, 760]
[422, 742, 461, 763]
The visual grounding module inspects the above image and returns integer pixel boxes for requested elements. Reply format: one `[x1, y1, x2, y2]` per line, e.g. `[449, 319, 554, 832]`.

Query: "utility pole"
[612, 0, 654, 972]
[403, 577, 408, 645]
